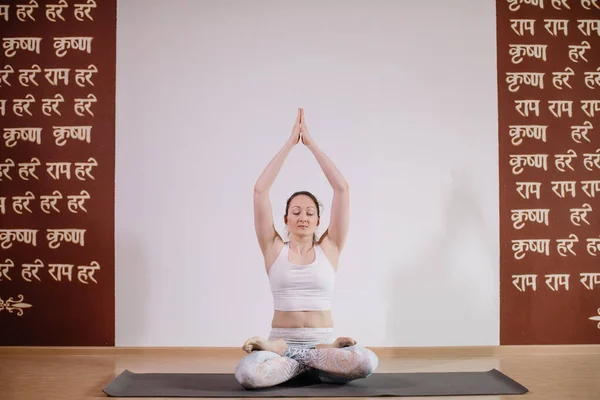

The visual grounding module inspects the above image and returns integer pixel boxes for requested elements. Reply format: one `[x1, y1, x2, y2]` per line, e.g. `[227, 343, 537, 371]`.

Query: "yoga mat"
[103, 368, 528, 397]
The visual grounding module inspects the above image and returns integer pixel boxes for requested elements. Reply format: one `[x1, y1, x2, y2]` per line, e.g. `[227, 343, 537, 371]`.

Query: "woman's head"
[284, 191, 321, 243]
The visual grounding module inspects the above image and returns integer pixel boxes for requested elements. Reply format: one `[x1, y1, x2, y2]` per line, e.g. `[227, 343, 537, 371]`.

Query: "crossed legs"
[234, 337, 378, 389]
[283, 345, 378, 384]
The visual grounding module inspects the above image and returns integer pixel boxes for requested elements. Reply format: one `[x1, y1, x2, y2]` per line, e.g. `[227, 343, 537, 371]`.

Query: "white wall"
[115, 0, 499, 347]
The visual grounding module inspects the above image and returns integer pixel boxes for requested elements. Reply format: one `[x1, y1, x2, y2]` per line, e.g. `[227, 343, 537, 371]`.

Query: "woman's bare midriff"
[272, 310, 334, 328]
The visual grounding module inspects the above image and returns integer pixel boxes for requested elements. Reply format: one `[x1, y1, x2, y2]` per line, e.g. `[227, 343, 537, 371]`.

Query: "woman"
[233, 108, 379, 389]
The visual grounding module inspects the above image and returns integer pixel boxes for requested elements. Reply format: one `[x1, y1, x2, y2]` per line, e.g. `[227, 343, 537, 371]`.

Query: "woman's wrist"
[285, 138, 298, 149]
[306, 142, 319, 152]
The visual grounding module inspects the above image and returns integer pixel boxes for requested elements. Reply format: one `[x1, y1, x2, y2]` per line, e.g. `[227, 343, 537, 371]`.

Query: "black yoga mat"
[103, 368, 528, 397]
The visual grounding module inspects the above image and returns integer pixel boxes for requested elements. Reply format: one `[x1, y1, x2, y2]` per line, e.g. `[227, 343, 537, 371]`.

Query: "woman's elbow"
[335, 183, 349, 193]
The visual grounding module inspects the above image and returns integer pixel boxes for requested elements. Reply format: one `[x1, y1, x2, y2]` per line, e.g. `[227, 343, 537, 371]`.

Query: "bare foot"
[316, 336, 357, 349]
[334, 336, 357, 348]
[242, 336, 288, 356]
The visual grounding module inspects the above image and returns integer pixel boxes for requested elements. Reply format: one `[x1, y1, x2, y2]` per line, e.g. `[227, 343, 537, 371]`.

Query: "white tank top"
[268, 242, 336, 311]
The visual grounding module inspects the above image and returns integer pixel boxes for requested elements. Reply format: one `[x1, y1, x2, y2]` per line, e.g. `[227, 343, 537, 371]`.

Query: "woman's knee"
[316, 346, 378, 383]
[234, 365, 255, 388]
[351, 346, 379, 377]
[234, 356, 255, 388]
[234, 351, 280, 389]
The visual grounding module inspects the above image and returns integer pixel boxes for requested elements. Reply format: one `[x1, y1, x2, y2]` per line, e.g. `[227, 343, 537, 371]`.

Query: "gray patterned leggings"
[234, 328, 379, 389]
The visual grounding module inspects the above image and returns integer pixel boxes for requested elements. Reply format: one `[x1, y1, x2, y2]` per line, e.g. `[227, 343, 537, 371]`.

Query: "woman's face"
[285, 195, 319, 238]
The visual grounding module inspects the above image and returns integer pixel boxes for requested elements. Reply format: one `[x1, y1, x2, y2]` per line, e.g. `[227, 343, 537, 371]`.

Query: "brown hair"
[284, 191, 321, 243]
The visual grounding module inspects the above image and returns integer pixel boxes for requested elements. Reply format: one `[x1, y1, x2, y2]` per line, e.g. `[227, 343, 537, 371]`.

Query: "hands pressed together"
[289, 108, 315, 148]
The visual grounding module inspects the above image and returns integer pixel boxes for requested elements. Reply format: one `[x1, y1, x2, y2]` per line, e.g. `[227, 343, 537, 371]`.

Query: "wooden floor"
[0, 345, 599, 399]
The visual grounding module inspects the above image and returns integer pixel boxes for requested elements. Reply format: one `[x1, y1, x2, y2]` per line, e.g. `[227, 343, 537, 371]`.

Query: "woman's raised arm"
[299, 109, 350, 252]
[253, 109, 301, 254]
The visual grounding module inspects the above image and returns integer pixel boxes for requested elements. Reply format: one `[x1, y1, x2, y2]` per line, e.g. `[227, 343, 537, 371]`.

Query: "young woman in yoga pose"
[234, 108, 379, 389]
